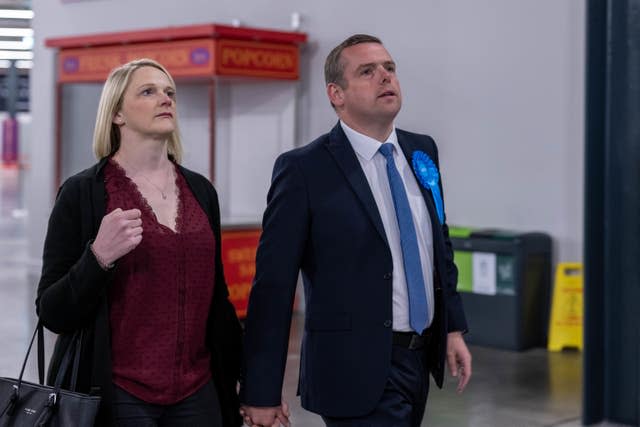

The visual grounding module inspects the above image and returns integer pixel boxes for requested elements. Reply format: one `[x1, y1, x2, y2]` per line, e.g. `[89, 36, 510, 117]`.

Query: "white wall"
[215, 80, 297, 224]
[29, 0, 585, 269]
[60, 84, 101, 181]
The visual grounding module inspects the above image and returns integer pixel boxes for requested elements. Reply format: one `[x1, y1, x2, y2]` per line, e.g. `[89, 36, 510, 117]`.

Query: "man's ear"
[327, 83, 344, 108]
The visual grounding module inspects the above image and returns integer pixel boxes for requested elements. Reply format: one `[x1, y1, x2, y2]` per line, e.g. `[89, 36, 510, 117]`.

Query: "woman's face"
[114, 66, 177, 139]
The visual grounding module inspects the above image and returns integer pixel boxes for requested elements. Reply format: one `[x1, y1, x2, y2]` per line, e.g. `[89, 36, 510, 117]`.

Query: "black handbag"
[0, 323, 100, 426]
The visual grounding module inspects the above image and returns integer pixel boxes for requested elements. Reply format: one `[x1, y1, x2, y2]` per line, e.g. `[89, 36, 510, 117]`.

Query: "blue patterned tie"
[379, 143, 428, 333]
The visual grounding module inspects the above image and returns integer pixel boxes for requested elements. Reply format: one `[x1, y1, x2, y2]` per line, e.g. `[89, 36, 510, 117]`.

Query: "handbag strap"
[69, 329, 84, 391]
[52, 329, 82, 390]
[37, 322, 45, 385]
[14, 321, 83, 391]
[0, 323, 38, 417]
[70, 329, 83, 390]
[2, 323, 83, 419]
[15, 321, 40, 389]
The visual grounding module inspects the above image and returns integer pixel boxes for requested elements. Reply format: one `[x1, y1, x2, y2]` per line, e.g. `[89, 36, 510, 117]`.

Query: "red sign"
[47, 24, 306, 82]
[216, 39, 299, 79]
[221, 228, 261, 318]
[57, 39, 216, 82]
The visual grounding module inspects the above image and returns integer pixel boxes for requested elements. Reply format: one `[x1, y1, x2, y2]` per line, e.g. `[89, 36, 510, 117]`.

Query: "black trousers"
[112, 380, 223, 427]
[322, 345, 429, 427]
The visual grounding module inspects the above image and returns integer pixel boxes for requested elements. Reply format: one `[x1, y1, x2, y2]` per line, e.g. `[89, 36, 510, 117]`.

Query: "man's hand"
[446, 331, 472, 393]
[239, 401, 290, 427]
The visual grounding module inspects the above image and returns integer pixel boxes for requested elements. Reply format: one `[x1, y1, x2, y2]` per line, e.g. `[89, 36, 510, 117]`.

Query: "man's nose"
[379, 66, 391, 83]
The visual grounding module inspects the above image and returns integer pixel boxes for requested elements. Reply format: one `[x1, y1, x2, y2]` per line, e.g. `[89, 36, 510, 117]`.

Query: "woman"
[36, 58, 242, 427]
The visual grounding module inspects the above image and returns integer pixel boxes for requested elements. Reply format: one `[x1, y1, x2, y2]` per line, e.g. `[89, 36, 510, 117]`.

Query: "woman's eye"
[141, 88, 153, 95]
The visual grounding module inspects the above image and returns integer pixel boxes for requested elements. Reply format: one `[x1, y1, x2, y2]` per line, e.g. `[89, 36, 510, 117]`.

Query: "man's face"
[329, 42, 402, 127]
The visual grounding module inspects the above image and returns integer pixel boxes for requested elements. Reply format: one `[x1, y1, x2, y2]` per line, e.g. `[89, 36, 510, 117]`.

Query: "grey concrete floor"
[280, 312, 583, 427]
[0, 166, 616, 426]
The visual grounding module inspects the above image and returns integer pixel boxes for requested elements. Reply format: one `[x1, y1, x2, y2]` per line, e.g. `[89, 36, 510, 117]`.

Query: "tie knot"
[379, 142, 394, 160]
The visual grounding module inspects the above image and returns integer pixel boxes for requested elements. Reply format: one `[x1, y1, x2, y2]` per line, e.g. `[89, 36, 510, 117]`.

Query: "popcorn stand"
[46, 23, 307, 317]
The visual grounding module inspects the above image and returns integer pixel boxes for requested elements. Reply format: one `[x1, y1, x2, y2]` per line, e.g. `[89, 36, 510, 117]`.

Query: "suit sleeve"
[240, 153, 309, 407]
[432, 140, 468, 334]
[36, 179, 112, 334]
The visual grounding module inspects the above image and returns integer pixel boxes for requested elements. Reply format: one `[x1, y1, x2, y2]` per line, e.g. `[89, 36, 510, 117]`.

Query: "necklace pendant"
[161, 193, 167, 200]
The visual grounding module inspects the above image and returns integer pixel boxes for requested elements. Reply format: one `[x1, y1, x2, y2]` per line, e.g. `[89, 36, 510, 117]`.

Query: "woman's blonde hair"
[92, 58, 183, 162]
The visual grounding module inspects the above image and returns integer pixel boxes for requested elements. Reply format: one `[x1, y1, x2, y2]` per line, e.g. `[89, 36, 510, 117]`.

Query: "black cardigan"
[36, 158, 243, 427]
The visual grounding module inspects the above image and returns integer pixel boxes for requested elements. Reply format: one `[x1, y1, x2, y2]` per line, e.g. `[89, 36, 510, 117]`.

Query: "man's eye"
[361, 68, 372, 75]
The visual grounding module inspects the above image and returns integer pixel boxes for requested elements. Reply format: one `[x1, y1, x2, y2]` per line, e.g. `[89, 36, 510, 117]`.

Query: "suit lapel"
[397, 131, 441, 227]
[397, 131, 448, 288]
[325, 123, 389, 247]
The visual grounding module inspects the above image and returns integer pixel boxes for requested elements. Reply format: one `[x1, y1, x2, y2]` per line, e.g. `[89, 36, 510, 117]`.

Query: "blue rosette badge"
[412, 151, 444, 224]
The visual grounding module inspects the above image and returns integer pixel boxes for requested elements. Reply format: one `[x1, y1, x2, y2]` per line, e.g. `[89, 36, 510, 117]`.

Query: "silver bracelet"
[90, 244, 114, 270]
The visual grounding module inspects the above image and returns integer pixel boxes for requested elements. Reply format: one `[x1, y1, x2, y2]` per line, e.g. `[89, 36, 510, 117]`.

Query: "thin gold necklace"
[116, 157, 172, 200]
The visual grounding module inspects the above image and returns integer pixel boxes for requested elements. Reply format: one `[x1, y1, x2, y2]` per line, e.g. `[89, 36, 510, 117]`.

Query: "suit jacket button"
[384, 320, 392, 328]
[383, 273, 392, 280]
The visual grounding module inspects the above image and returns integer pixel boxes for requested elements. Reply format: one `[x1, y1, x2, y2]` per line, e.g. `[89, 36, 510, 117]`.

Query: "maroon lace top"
[104, 159, 216, 404]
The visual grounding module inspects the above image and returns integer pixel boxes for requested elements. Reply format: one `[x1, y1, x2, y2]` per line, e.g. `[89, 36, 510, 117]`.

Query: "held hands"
[447, 331, 472, 393]
[240, 401, 290, 427]
[91, 208, 143, 267]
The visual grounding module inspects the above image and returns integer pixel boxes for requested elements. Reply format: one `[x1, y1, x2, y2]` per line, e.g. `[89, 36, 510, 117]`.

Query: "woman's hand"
[91, 208, 143, 267]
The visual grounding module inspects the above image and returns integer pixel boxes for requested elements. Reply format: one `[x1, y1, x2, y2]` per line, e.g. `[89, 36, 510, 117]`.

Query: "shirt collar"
[340, 120, 399, 161]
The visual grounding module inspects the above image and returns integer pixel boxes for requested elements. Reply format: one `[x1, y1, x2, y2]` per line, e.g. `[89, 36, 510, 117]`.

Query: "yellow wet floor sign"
[548, 263, 583, 351]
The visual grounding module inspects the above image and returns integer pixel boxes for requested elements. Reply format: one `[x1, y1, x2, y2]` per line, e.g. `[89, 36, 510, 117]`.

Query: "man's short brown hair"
[324, 34, 382, 88]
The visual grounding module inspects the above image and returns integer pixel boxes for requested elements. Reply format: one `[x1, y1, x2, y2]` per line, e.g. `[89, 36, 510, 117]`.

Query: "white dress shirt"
[341, 121, 435, 332]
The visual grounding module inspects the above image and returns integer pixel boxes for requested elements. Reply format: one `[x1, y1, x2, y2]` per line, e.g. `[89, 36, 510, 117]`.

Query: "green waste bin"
[450, 228, 552, 351]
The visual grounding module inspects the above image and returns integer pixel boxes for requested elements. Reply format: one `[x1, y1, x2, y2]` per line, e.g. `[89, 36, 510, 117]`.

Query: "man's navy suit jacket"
[241, 123, 468, 418]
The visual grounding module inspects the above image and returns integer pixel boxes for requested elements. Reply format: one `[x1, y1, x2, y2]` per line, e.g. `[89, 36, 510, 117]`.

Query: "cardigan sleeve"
[36, 177, 112, 334]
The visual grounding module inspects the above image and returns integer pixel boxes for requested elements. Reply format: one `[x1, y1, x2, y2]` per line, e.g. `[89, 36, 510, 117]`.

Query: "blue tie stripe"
[379, 143, 428, 333]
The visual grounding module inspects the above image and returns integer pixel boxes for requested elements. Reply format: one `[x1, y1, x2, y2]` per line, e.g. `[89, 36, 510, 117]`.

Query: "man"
[240, 34, 472, 427]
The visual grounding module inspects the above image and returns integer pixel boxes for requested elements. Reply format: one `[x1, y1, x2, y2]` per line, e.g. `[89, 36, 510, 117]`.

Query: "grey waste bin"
[450, 229, 552, 351]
